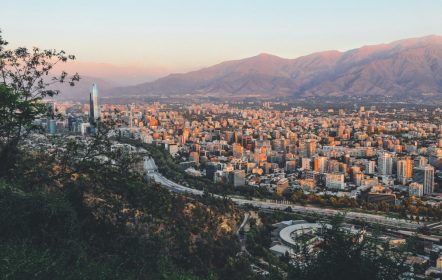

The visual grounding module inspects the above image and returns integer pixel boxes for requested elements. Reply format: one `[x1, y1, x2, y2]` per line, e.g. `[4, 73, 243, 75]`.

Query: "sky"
[2, 0, 442, 83]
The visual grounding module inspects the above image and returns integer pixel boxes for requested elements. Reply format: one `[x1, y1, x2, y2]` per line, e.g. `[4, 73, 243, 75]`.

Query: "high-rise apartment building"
[313, 156, 328, 174]
[301, 158, 311, 170]
[326, 173, 345, 190]
[378, 152, 393, 176]
[305, 139, 316, 158]
[397, 158, 413, 184]
[413, 165, 434, 195]
[365, 160, 376, 174]
[408, 182, 423, 197]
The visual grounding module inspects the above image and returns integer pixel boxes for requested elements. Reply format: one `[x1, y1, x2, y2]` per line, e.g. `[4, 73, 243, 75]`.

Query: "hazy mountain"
[55, 61, 169, 85]
[50, 76, 119, 100]
[107, 35, 442, 98]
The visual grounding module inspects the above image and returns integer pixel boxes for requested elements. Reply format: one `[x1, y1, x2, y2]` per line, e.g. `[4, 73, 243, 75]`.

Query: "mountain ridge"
[99, 35, 442, 99]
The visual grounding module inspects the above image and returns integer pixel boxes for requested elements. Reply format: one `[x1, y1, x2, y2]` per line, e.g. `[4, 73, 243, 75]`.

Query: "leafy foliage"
[288, 216, 409, 280]
[0, 30, 79, 177]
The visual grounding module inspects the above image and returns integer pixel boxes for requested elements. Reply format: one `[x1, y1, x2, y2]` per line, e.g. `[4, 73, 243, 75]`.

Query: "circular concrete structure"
[279, 223, 325, 247]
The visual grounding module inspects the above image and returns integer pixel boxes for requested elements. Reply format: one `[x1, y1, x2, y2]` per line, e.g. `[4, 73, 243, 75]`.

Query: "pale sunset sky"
[2, 0, 442, 83]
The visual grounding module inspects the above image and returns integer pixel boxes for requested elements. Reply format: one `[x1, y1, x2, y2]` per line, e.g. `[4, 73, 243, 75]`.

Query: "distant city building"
[366, 193, 396, 205]
[437, 256, 442, 270]
[92, 83, 99, 121]
[313, 156, 328, 174]
[205, 163, 222, 181]
[301, 157, 311, 170]
[80, 123, 91, 135]
[89, 83, 100, 130]
[414, 156, 428, 168]
[168, 144, 179, 156]
[413, 165, 435, 195]
[276, 178, 289, 195]
[409, 182, 423, 197]
[285, 160, 297, 172]
[325, 173, 345, 190]
[232, 143, 244, 158]
[48, 119, 57, 134]
[397, 158, 413, 184]
[305, 139, 316, 158]
[365, 160, 376, 174]
[230, 170, 245, 187]
[377, 152, 393, 176]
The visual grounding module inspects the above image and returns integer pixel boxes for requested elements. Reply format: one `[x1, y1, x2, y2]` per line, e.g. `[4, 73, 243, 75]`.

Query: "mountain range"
[67, 35, 442, 100]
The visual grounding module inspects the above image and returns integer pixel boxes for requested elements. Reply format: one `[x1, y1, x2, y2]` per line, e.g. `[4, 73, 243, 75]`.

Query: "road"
[145, 157, 420, 230]
[236, 213, 250, 254]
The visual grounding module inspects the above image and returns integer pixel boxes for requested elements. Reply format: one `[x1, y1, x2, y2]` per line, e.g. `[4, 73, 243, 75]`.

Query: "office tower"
[326, 173, 345, 190]
[301, 158, 311, 170]
[68, 115, 77, 132]
[365, 160, 376, 174]
[353, 172, 363, 186]
[305, 139, 316, 158]
[230, 170, 245, 187]
[285, 160, 297, 172]
[232, 143, 244, 158]
[224, 131, 234, 143]
[414, 156, 428, 168]
[313, 156, 328, 174]
[242, 135, 254, 151]
[92, 83, 99, 121]
[327, 159, 340, 173]
[408, 182, 423, 197]
[89, 92, 95, 124]
[413, 165, 434, 195]
[397, 158, 413, 184]
[48, 119, 57, 134]
[377, 152, 393, 176]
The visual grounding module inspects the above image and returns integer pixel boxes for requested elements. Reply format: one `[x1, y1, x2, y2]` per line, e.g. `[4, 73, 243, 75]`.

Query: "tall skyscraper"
[378, 152, 393, 176]
[397, 158, 413, 184]
[92, 83, 99, 121]
[313, 156, 328, 174]
[89, 92, 94, 124]
[413, 165, 434, 195]
[305, 139, 316, 158]
[365, 160, 376, 174]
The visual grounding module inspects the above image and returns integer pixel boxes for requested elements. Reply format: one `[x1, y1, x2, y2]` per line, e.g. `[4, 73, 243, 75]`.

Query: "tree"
[0, 30, 79, 177]
[288, 215, 409, 280]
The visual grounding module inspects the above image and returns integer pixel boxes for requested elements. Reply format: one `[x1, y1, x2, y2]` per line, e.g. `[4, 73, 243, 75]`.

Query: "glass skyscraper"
[92, 83, 99, 121]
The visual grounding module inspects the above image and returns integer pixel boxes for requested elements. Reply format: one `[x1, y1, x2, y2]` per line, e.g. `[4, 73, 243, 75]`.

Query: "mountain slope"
[107, 35, 442, 98]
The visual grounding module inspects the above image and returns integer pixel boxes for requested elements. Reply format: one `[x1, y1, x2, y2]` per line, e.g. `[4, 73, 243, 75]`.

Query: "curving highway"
[145, 157, 420, 230]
